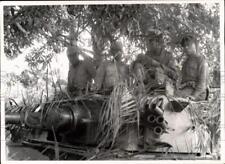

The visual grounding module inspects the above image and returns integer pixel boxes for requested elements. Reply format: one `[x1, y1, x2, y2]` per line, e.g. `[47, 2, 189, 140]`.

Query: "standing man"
[177, 34, 209, 101]
[94, 41, 129, 95]
[67, 42, 96, 97]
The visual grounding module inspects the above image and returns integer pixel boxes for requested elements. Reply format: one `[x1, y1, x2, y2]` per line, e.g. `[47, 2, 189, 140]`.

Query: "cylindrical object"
[154, 106, 164, 115]
[24, 111, 42, 128]
[42, 106, 75, 130]
[156, 116, 164, 124]
[5, 113, 22, 124]
[156, 116, 168, 129]
[147, 115, 156, 123]
[156, 99, 163, 108]
[5, 104, 91, 132]
[153, 126, 163, 136]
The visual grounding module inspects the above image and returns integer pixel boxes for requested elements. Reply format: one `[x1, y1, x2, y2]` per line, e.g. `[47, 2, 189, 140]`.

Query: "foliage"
[187, 89, 220, 157]
[97, 82, 138, 148]
[4, 4, 220, 85]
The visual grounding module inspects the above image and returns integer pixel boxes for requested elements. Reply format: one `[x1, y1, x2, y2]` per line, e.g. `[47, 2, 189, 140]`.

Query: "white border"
[0, 1, 224, 164]
[0, 0, 222, 5]
[1, 1, 7, 163]
[220, 0, 225, 162]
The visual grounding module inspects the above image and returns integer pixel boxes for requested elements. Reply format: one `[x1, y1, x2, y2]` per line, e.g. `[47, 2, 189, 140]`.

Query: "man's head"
[110, 41, 123, 61]
[67, 46, 79, 67]
[146, 31, 164, 55]
[181, 34, 199, 57]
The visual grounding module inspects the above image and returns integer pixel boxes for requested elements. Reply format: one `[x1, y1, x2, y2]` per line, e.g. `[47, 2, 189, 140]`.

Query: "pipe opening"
[147, 115, 155, 123]
[154, 126, 162, 135]
[156, 116, 164, 124]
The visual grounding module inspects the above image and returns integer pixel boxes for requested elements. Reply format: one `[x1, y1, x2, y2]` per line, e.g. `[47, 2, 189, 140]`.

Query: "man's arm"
[161, 52, 178, 81]
[85, 60, 96, 78]
[135, 53, 178, 80]
[67, 66, 74, 92]
[135, 54, 161, 68]
[191, 59, 208, 98]
[94, 62, 106, 90]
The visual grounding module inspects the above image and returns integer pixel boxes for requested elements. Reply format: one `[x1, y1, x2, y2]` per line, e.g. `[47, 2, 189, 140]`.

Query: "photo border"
[1, 0, 224, 163]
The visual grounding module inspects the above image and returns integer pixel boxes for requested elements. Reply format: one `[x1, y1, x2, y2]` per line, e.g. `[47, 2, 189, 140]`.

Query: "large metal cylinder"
[5, 99, 104, 145]
[5, 103, 92, 132]
[5, 113, 23, 124]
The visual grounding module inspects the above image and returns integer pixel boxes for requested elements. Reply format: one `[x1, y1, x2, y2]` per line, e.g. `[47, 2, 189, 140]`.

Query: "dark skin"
[67, 46, 96, 95]
[94, 45, 129, 91]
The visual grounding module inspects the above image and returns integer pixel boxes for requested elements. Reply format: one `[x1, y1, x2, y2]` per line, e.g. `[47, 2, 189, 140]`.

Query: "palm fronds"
[185, 89, 220, 156]
[97, 82, 139, 148]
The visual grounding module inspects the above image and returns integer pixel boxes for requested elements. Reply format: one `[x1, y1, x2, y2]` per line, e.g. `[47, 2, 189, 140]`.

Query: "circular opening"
[154, 127, 162, 134]
[147, 115, 155, 123]
[157, 116, 164, 123]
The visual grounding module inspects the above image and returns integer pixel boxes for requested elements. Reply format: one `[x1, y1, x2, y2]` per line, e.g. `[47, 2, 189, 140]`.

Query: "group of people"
[66, 31, 209, 101]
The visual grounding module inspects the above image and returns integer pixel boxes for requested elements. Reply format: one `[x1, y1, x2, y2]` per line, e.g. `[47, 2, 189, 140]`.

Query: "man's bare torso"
[103, 62, 128, 89]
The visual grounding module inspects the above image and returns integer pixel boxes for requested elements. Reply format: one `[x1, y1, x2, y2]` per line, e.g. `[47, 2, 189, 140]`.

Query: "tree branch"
[15, 22, 29, 35]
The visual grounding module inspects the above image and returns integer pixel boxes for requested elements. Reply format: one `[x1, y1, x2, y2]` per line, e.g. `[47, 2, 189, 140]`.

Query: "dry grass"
[97, 81, 139, 148]
[186, 89, 220, 157]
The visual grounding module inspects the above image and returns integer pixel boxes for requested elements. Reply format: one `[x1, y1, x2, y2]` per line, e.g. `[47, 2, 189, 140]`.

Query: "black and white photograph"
[0, 0, 224, 162]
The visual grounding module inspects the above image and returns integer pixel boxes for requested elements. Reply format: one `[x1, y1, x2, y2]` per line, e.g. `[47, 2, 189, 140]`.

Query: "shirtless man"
[94, 41, 129, 94]
[67, 44, 96, 97]
[177, 34, 209, 101]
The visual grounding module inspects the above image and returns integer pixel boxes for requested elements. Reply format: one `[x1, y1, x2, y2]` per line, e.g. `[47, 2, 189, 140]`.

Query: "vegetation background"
[2, 3, 220, 104]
